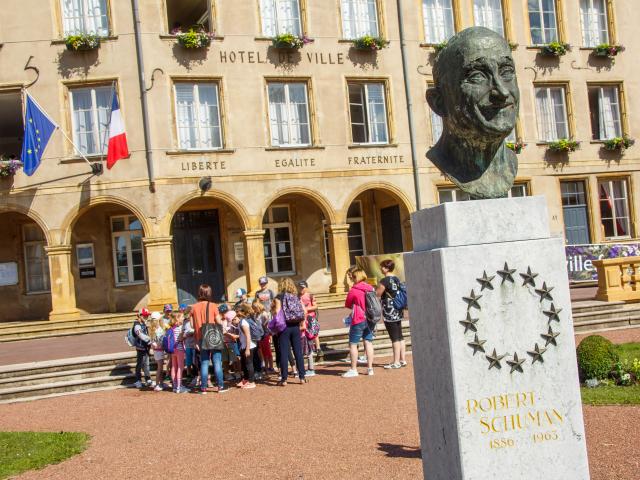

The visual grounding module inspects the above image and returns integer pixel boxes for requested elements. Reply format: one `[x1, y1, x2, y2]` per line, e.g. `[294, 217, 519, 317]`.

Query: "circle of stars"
[460, 262, 562, 374]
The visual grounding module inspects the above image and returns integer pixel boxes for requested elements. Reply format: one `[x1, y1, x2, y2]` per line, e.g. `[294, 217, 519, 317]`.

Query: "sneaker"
[384, 363, 401, 369]
[218, 386, 230, 394]
[339, 357, 351, 363]
[153, 385, 163, 392]
[367, 368, 375, 376]
[236, 379, 248, 388]
[199, 389, 207, 395]
[178, 387, 189, 394]
[145, 380, 154, 387]
[133, 380, 143, 388]
[342, 369, 359, 378]
[305, 370, 316, 377]
[240, 382, 256, 389]
[400, 361, 408, 367]
[254, 372, 263, 381]
[357, 356, 367, 365]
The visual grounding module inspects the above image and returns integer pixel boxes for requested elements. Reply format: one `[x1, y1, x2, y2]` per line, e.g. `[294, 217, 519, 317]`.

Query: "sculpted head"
[427, 27, 519, 143]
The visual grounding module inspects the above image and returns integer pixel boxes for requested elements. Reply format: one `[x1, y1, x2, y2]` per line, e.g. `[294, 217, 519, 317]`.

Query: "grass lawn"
[616, 342, 640, 363]
[0, 432, 89, 479]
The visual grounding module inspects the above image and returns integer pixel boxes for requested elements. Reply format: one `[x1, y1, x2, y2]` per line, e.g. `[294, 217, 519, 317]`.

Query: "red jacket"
[345, 281, 373, 325]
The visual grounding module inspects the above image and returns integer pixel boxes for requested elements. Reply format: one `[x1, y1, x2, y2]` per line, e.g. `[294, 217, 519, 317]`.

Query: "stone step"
[0, 312, 132, 332]
[573, 316, 640, 333]
[572, 305, 640, 323]
[0, 363, 136, 388]
[571, 300, 626, 314]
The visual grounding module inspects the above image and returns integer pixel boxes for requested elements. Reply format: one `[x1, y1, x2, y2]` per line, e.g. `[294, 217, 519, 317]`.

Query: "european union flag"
[21, 94, 58, 176]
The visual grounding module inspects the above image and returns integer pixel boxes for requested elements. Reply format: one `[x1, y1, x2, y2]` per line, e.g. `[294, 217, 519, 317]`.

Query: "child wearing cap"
[161, 304, 173, 329]
[222, 310, 242, 381]
[255, 277, 275, 311]
[132, 309, 153, 388]
[233, 288, 248, 309]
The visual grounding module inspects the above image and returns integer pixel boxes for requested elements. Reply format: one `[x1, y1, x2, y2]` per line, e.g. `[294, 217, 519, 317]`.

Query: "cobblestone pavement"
[0, 361, 637, 479]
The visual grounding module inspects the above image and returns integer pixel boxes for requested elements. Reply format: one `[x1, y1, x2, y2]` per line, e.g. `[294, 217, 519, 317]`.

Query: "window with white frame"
[348, 82, 389, 144]
[439, 184, 527, 203]
[598, 178, 631, 238]
[61, 0, 109, 36]
[528, 0, 558, 45]
[422, 0, 455, 44]
[323, 201, 366, 269]
[260, 0, 302, 36]
[111, 216, 145, 285]
[23, 224, 50, 293]
[535, 86, 569, 142]
[588, 85, 622, 140]
[70, 85, 112, 156]
[341, 0, 379, 39]
[175, 82, 223, 150]
[263, 206, 294, 274]
[580, 0, 609, 47]
[473, 0, 505, 36]
[267, 82, 311, 147]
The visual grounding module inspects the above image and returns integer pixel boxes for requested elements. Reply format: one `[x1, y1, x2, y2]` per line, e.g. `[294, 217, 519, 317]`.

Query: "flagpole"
[100, 81, 117, 165]
[57, 128, 94, 167]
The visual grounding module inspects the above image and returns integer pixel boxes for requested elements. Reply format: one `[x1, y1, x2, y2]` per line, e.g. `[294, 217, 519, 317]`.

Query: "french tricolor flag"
[106, 95, 129, 170]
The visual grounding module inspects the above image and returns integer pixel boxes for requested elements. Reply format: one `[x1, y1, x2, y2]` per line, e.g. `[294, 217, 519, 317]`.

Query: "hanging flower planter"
[506, 140, 526, 154]
[174, 25, 214, 49]
[433, 41, 448, 55]
[540, 42, 570, 57]
[593, 43, 624, 59]
[271, 33, 314, 50]
[547, 139, 580, 153]
[603, 136, 635, 152]
[0, 158, 22, 178]
[64, 33, 101, 51]
[352, 35, 389, 52]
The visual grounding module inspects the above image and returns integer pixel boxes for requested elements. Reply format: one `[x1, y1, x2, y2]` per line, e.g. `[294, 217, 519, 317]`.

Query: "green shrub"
[576, 335, 619, 380]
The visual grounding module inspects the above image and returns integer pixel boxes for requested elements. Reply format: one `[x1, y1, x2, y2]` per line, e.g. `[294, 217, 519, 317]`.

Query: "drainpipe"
[396, 0, 421, 211]
[131, 0, 156, 193]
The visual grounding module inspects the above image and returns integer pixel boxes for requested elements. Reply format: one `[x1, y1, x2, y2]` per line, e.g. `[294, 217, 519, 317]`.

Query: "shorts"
[349, 321, 374, 344]
[153, 351, 166, 362]
[185, 347, 195, 367]
[385, 321, 404, 342]
[259, 335, 273, 360]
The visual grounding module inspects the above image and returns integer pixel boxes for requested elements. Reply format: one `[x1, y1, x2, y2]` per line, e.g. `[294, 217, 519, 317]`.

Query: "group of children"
[130, 276, 321, 393]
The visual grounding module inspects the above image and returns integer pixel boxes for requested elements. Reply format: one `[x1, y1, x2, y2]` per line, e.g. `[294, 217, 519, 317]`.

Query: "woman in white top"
[236, 303, 257, 389]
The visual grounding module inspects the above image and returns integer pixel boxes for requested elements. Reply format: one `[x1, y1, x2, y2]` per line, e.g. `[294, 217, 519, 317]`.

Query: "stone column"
[243, 229, 266, 295]
[143, 236, 178, 311]
[327, 224, 351, 293]
[45, 244, 80, 320]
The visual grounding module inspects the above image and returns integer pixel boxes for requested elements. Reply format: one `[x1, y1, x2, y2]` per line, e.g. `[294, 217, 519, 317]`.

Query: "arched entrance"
[69, 203, 149, 314]
[170, 196, 247, 304]
[0, 211, 52, 321]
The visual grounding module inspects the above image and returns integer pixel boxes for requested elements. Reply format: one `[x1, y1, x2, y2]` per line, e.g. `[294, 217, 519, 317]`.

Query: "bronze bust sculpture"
[427, 27, 520, 199]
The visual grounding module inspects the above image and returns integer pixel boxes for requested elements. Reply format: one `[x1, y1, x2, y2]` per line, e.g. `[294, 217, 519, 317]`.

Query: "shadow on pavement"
[377, 443, 422, 459]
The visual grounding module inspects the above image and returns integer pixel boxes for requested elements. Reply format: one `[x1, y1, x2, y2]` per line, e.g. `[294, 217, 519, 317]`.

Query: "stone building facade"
[0, 0, 638, 321]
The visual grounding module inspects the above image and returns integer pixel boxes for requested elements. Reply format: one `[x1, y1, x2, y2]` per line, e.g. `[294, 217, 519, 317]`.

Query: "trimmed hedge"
[577, 335, 619, 380]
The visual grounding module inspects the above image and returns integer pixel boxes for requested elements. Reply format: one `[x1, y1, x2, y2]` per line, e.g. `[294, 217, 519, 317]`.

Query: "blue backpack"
[162, 327, 176, 354]
[392, 281, 408, 311]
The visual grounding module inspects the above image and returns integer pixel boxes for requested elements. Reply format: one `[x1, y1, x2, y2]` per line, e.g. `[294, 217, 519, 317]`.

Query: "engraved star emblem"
[519, 266, 538, 288]
[476, 271, 495, 291]
[541, 326, 560, 346]
[535, 282, 554, 302]
[543, 303, 562, 322]
[497, 262, 516, 283]
[507, 352, 525, 374]
[527, 343, 547, 364]
[467, 334, 486, 355]
[486, 349, 506, 370]
[462, 289, 482, 310]
[459, 312, 479, 333]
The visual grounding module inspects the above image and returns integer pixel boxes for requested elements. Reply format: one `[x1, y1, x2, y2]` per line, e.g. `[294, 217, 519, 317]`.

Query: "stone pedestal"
[405, 196, 590, 480]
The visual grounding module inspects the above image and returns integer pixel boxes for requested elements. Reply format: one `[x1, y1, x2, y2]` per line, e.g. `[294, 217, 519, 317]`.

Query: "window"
[61, 0, 109, 36]
[260, 0, 302, 36]
[422, 0, 455, 44]
[341, 0, 379, 39]
[111, 216, 145, 285]
[588, 85, 622, 140]
[0, 90, 24, 158]
[580, 0, 609, 47]
[427, 83, 443, 143]
[561, 181, 591, 244]
[535, 86, 569, 142]
[175, 82, 223, 150]
[438, 185, 527, 203]
[166, 0, 212, 33]
[69, 85, 112, 156]
[528, 0, 558, 45]
[263, 206, 294, 274]
[473, 0, 504, 36]
[598, 178, 631, 239]
[23, 225, 50, 293]
[348, 82, 389, 144]
[267, 82, 311, 147]
[323, 201, 366, 269]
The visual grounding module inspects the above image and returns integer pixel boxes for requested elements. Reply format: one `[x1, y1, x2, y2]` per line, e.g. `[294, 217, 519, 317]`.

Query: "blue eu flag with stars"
[21, 94, 58, 176]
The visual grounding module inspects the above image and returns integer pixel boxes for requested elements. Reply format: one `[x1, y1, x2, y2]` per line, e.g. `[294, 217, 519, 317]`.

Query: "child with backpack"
[342, 268, 376, 378]
[181, 306, 196, 385]
[132, 308, 153, 388]
[298, 280, 322, 361]
[223, 310, 242, 382]
[166, 311, 188, 393]
[377, 259, 407, 370]
[252, 300, 274, 374]
[235, 303, 257, 389]
[149, 316, 167, 392]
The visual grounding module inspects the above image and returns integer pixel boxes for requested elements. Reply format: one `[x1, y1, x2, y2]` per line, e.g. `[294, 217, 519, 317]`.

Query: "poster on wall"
[0, 262, 18, 286]
[356, 253, 406, 284]
[565, 243, 640, 282]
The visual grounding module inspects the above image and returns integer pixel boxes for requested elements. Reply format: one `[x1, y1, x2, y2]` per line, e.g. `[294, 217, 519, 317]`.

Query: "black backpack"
[364, 290, 383, 329]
